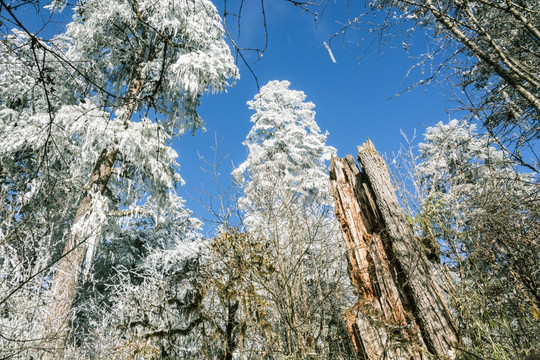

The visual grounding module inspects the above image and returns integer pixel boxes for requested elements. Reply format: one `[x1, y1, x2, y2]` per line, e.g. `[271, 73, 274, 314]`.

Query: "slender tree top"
[234, 80, 336, 223]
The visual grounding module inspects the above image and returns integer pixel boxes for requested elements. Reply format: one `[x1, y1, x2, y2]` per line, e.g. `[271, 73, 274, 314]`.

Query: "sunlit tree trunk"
[329, 140, 460, 359]
[42, 47, 146, 354]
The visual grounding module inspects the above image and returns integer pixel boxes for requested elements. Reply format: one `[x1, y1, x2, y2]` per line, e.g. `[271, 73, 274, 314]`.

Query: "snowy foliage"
[420, 120, 517, 187]
[69, 194, 204, 359]
[0, 0, 237, 357]
[233, 80, 336, 228]
[416, 120, 539, 358]
[418, 119, 537, 229]
[59, 0, 238, 134]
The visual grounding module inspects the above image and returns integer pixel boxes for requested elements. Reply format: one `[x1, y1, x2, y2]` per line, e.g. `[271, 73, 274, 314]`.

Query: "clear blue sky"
[14, 1, 456, 235]
[175, 1, 454, 233]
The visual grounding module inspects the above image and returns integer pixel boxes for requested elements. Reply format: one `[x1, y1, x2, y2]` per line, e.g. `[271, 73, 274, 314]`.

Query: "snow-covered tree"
[0, 0, 237, 356]
[416, 120, 539, 359]
[232, 80, 354, 358]
[234, 80, 336, 227]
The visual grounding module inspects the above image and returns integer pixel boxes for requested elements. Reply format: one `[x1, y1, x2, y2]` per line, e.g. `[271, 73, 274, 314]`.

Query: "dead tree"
[329, 140, 460, 360]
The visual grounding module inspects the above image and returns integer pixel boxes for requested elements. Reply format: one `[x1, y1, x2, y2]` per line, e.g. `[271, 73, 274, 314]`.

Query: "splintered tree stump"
[329, 140, 459, 360]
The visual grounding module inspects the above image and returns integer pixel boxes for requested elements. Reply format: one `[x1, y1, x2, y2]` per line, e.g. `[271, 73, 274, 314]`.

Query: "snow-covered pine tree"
[0, 0, 237, 356]
[233, 80, 354, 358]
[234, 80, 335, 216]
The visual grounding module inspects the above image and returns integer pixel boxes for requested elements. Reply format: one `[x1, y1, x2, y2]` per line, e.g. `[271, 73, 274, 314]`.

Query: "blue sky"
[175, 1, 455, 232]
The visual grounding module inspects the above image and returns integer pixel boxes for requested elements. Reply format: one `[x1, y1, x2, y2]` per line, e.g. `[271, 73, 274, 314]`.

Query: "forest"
[0, 0, 538, 359]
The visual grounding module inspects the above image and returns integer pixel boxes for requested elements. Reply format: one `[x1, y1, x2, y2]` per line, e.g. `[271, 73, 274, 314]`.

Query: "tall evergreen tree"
[0, 0, 237, 356]
[233, 80, 354, 358]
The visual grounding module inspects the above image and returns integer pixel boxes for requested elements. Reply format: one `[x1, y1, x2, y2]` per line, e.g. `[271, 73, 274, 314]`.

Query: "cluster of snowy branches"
[392, 119, 539, 359]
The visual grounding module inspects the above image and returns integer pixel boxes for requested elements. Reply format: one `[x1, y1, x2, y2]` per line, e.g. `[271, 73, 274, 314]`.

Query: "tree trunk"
[41, 46, 147, 354]
[329, 140, 460, 360]
[42, 147, 118, 349]
[224, 300, 239, 360]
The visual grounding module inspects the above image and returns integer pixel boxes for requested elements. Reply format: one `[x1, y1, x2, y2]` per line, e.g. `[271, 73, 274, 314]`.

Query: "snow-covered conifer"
[232, 80, 353, 358]
[233, 80, 335, 228]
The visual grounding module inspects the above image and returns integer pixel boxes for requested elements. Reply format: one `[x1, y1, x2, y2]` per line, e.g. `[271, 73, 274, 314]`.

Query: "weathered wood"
[329, 140, 459, 360]
[330, 155, 425, 360]
[356, 140, 460, 356]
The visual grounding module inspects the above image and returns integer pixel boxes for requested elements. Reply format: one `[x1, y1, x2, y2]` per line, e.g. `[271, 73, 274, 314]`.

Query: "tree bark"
[42, 147, 118, 350]
[41, 45, 147, 355]
[329, 140, 460, 360]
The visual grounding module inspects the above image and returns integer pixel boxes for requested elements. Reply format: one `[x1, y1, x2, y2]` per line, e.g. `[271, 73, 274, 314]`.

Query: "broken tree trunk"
[329, 140, 460, 360]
